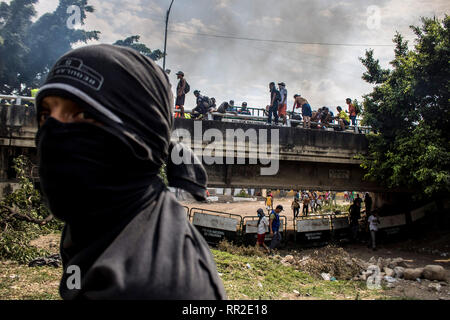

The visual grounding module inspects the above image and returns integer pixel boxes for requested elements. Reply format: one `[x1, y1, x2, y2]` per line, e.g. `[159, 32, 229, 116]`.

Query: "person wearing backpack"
[192, 90, 209, 119]
[267, 82, 281, 125]
[175, 71, 188, 118]
[269, 205, 283, 253]
[255, 208, 270, 253]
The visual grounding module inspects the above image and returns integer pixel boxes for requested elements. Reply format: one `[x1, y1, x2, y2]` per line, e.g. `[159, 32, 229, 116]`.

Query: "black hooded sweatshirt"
[35, 44, 226, 300]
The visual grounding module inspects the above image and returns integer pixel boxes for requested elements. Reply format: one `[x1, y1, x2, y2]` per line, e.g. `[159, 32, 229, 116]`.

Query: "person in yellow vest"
[265, 190, 273, 212]
[334, 106, 350, 131]
[31, 88, 39, 97]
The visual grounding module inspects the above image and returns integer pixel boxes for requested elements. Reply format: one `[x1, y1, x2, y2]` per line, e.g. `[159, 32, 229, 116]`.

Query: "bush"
[0, 156, 63, 263]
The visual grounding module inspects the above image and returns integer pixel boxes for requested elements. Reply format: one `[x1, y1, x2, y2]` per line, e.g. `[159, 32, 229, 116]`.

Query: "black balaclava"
[35, 44, 226, 300]
[36, 44, 206, 221]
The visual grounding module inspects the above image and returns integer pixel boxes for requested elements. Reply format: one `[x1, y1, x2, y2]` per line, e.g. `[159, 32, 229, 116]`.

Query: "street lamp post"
[163, 0, 175, 71]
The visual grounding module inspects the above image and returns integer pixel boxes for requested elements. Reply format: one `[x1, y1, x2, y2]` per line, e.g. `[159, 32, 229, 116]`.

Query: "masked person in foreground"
[35, 44, 226, 300]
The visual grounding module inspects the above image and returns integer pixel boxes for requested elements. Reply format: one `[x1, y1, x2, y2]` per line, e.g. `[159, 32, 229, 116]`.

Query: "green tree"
[0, 0, 100, 94]
[0, 0, 38, 94]
[0, 155, 62, 263]
[359, 16, 450, 200]
[113, 35, 164, 61]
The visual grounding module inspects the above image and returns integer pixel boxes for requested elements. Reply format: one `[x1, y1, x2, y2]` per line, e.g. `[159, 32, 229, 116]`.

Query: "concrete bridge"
[0, 103, 392, 194]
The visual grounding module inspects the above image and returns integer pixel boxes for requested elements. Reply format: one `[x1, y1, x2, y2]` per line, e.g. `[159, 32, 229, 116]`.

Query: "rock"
[394, 266, 405, 279]
[293, 289, 299, 295]
[423, 265, 447, 282]
[283, 255, 295, 264]
[360, 274, 367, 281]
[428, 283, 441, 292]
[321, 273, 331, 281]
[404, 268, 424, 280]
[369, 256, 376, 264]
[384, 267, 395, 277]
[356, 259, 370, 270]
[388, 258, 404, 268]
[384, 276, 397, 283]
[386, 282, 395, 288]
[377, 257, 384, 268]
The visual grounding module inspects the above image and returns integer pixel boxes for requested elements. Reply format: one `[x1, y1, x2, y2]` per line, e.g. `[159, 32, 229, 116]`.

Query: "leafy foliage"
[359, 16, 450, 200]
[0, 156, 63, 263]
[0, 0, 99, 94]
[113, 35, 164, 61]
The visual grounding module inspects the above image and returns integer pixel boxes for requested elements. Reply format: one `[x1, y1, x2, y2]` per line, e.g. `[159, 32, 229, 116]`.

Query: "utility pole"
[163, 0, 175, 71]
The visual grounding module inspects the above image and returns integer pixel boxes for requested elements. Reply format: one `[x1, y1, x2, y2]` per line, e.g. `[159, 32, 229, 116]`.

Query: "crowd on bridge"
[173, 71, 362, 131]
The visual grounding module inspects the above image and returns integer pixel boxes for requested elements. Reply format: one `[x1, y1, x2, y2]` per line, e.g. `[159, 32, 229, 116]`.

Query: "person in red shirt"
[346, 98, 356, 125]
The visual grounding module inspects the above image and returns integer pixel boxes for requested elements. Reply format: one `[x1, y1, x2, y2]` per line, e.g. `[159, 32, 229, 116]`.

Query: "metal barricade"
[189, 207, 243, 245]
[242, 215, 287, 246]
[377, 213, 408, 240]
[330, 213, 351, 242]
[294, 214, 332, 245]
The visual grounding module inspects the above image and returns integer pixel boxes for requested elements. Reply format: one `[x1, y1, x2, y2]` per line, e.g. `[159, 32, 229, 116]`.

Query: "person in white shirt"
[255, 208, 270, 253]
[367, 212, 380, 251]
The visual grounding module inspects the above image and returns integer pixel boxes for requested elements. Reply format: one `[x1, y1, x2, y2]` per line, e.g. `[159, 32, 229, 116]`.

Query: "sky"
[30, 0, 450, 113]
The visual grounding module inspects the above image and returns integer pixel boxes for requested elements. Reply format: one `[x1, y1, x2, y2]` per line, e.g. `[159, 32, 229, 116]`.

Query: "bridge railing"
[1, 95, 371, 134]
[0, 95, 36, 106]
[175, 109, 371, 134]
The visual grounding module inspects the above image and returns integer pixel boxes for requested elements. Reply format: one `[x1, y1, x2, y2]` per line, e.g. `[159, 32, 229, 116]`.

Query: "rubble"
[428, 283, 442, 292]
[422, 265, 447, 281]
[394, 266, 405, 279]
[404, 268, 424, 280]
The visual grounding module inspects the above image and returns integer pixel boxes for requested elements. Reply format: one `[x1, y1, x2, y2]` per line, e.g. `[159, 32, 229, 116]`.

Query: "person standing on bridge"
[267, 82, 281, 125]
[175, 71, 187, 118]
[294, 94, 312, 129]
[34, 44, 226, 300]
[346, 98, 357, 126]
[278, 82, 287, 125]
